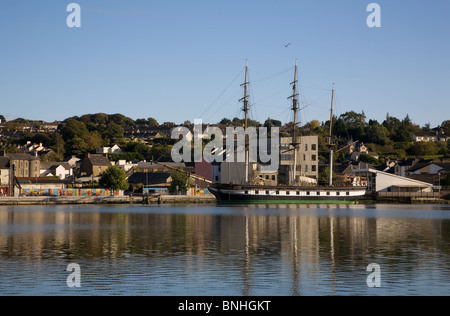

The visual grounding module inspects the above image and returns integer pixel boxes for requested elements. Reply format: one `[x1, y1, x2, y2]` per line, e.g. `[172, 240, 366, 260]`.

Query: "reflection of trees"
[0, 208, 449, 294]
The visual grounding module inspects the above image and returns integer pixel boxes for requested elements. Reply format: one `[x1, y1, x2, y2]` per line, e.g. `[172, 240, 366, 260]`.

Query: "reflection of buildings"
[0, 207, 448, 295]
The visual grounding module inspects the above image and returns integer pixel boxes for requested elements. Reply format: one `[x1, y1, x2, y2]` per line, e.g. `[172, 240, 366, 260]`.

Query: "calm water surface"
[0, 203, 449, 296]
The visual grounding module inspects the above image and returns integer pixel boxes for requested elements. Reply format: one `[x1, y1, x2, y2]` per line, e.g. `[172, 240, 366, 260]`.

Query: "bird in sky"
[284, 43, 291, 47]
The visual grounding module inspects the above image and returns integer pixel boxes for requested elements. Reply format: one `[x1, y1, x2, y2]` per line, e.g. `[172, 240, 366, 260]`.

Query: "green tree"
[318, 167, 338, 186]
[365, 121, 390, 145]
[219, 118, 232, 125]
[407, 141, 439, 157]
[170, 167, 191, 194]
[441, 120, 450, 136]
[66, 137, 89, 156]
[101, 122, 124, 145]
[99, 166, 129, 191]
[151, 144, 173, 161]
[337, 111, 367, 140]
[359, 153, 380, 165]
[147, 117, 159, 127]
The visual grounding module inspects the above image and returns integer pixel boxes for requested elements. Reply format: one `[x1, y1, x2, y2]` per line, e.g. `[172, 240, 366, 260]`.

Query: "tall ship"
[209, 60, 367, 204]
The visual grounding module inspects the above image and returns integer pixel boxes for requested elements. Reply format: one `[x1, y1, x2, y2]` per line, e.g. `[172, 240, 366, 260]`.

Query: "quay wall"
[0, 195, 217, 205]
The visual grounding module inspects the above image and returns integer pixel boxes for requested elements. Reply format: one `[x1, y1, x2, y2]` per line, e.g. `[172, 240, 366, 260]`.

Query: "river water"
[0, 204, 449, 296]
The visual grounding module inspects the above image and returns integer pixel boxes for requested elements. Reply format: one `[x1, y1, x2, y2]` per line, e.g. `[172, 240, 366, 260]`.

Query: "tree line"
[1, 112, 449, 163]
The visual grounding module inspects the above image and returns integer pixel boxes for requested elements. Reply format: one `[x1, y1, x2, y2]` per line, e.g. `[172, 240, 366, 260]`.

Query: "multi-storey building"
[280, 135, 319, 185]
[2, 153, 40, 178]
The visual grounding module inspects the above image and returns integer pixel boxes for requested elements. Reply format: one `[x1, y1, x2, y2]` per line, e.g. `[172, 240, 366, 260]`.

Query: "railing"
[377, 192, 440, 198]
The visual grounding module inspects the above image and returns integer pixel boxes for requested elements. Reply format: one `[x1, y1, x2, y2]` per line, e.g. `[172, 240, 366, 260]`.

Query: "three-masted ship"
[209, 60, 367, 204]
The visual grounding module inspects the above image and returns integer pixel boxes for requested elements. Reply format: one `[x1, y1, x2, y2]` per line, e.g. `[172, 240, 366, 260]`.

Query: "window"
[312, 144, 317, 151]
[305, 165, 308, 172]
[215, 176, 219, 182]
[266, 191, 270, 195]
[272, 175, 275, 181]
[303, 154, 306, 161]
[276, 190, 280, 195]
[327, 192, 330, 196]
[286, 191, 290, 195]
[312, 165, 316, 172]
[265, 175, 269, 180]
[305, 144, 308, 151]
[306, 191, 310, 196]
[336, 192, 340, 196]
[346, 192, 350, 196]
[255, 190, 259, 195]
[296, 191, 300, 195]
[316, 191, 320, 196]
[312, 155, 316, 161]
[245, 190, 249, 194]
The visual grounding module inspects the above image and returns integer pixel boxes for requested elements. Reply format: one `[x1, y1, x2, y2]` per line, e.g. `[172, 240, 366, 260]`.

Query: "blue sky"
[0, 0, 449, 127]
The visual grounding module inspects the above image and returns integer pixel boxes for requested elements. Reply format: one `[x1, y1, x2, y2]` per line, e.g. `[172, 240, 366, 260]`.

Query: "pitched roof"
[0, 157, 10, 169]
[4, 153, 40, 161]
[407, 160, 450, 173]
[40, 162, 72, 171]
[128, 172, 171, 185]
[86, 154, 111, 166]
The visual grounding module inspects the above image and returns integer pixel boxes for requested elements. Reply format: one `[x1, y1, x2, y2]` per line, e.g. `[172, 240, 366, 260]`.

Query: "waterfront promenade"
[0, 195, 217, 205]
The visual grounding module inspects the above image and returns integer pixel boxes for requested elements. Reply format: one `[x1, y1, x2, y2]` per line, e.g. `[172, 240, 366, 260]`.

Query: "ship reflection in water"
[0, 204, 449, 295]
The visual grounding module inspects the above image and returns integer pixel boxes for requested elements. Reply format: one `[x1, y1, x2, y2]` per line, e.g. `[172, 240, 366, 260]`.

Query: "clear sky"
[0, 0, 449, 127]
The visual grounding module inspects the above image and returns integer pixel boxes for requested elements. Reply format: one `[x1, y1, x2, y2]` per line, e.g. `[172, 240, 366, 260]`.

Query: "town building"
[134, 161, 187, 173]
[95, 144, 123, 155]
[0, 157, 10, 196]
[40, 162, 73, 180]
[65, 155, 81, 168]
[280, 136, 319, 185]
[352, 168, 437, 199]
[195, 158, 221, 183]
[80, 153, 111, 177]
[411, 131, 449, 142]
[127, 172, 172, 195]
[1, 152, 40, 178]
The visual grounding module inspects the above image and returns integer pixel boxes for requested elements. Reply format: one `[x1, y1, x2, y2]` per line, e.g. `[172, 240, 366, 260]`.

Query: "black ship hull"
[210, 184, 366, 204]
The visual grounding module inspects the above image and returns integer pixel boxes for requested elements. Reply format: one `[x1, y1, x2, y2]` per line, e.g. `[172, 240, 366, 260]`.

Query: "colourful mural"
[190, 187, 211, 196]
[20, 188, 121, 197]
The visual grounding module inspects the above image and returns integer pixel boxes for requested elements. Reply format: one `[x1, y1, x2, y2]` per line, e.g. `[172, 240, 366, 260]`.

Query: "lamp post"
[438, 172, 441, 195]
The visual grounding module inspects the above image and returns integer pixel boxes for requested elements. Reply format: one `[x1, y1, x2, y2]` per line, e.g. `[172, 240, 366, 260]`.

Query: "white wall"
[374, 170, 433, 192]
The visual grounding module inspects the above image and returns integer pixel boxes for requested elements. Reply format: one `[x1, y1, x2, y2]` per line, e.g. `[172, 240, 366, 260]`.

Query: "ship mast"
[288, 59, 299, 186]
[239, 60, 250, 183]
[328, 84, 336, 186]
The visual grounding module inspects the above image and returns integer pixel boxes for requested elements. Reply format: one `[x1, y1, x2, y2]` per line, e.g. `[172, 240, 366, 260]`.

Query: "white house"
[40, 162, 73, 180]
[65, 155, 81, 168]
[96, 144, 123, 154]
[411, 132, 449, 142]
[114, 160, 137, 172]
